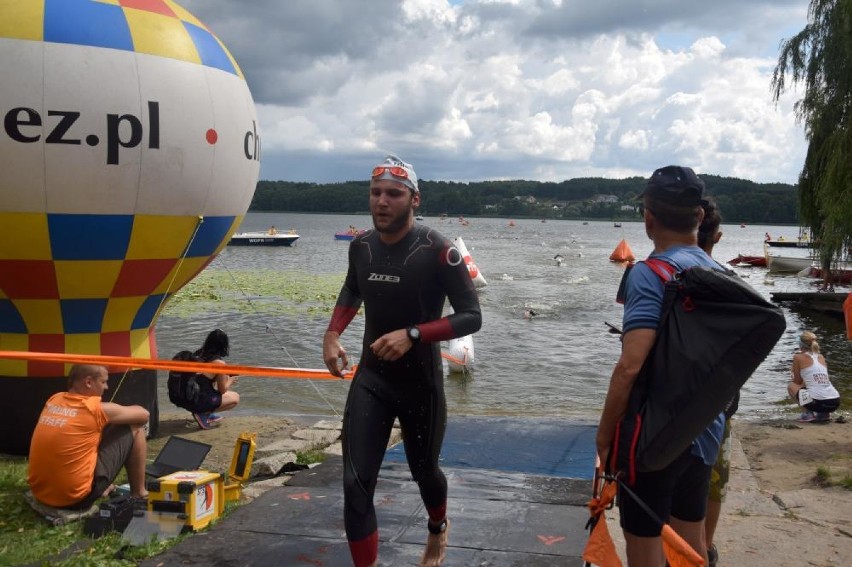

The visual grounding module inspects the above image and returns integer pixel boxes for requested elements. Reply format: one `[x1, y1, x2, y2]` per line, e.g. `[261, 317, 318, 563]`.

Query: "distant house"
[513, 195, 538, 204]
[591, 194, 618, 204]
[620, 205, 637, 211]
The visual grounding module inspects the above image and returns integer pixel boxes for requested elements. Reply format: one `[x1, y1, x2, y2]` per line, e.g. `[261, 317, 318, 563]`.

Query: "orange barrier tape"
[0, 351, 354, 381]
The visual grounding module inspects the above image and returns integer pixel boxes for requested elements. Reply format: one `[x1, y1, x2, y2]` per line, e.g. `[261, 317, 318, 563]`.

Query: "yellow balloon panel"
[0, 334, 28, 376]
[0, 1, 261, 376]
[0, 212, 241, 375]
[0, 0, 44, 41]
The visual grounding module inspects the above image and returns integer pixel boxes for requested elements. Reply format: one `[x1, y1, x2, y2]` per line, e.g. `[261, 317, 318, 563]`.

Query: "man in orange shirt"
[28, 364, 149, 508]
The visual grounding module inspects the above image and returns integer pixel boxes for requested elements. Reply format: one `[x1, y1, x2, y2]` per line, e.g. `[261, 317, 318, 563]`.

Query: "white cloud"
[402, 0, 459, 24]
[180, 0, 808, 184]
[691, 36, 726, 59]
[435, 108, 473, 148]
[619, 130, 650, 150]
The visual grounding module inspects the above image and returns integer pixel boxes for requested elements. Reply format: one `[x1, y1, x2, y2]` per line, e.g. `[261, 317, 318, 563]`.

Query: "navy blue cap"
[639, 165, 705, 206]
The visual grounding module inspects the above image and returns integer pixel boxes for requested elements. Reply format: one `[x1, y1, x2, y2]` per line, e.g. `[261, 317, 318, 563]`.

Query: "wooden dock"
[770, 292, 846, 317]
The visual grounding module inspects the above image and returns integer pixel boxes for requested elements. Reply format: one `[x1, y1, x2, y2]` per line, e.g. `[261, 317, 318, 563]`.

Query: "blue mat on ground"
[384, 416, 597, 480]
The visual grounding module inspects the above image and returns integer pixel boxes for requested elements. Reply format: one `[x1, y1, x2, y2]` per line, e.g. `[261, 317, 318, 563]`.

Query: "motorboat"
[765, 239, 812, 248]
[229, 231, 299, 247]
[335, 228, 363, 241]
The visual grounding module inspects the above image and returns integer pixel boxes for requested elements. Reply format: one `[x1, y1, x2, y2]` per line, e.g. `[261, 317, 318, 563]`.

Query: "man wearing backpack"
[597, 166, 725, 566]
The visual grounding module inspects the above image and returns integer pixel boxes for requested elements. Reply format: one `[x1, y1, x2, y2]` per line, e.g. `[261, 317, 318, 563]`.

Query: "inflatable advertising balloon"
[0, 0, 260, 453]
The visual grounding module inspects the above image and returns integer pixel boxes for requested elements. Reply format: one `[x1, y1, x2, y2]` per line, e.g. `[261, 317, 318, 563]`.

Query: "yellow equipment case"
[146, 470, 224, 531]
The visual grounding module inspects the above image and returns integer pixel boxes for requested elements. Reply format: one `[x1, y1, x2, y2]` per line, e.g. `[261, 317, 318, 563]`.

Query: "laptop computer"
[145, 436, 212, 478]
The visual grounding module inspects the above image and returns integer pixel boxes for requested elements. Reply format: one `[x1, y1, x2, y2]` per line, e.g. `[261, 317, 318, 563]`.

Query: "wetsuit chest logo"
[368, 273, 401, 283]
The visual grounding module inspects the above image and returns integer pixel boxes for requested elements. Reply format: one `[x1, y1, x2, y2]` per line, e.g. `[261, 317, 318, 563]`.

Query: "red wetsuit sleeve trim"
[418, 318, 454, 342]
[328, 305, 358, 335]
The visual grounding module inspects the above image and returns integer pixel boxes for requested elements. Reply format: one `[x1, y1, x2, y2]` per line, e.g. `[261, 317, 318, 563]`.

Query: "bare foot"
[420, 518, 450, 567]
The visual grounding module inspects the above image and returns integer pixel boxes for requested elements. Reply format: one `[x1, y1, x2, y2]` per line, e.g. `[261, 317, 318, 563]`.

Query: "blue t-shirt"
[622, 245, 725, 466]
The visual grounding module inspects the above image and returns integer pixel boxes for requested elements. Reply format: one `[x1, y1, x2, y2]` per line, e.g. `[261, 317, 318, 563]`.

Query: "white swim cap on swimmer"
[371, 154, 419, 193]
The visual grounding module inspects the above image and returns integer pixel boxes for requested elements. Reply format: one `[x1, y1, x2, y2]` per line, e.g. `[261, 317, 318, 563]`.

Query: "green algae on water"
[162, 269, 347, 318]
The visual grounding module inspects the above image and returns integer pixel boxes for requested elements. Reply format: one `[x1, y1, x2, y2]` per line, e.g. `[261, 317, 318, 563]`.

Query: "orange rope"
[440, 351, 467, 366]
[0, 351, 354, 381]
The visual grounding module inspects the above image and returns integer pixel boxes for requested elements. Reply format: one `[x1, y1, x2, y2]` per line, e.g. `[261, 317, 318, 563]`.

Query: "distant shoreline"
[242, 210, 803, 227]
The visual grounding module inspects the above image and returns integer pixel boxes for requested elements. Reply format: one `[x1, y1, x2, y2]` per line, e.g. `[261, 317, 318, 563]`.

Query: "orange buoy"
[609, 238, 635, 263]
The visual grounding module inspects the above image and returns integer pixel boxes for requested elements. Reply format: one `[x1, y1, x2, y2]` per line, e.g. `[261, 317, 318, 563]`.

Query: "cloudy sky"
[181, 0, 809, 184]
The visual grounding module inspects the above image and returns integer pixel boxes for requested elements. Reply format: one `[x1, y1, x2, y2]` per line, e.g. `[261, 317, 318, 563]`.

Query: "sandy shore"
[604, 414, 852, 566]
[151, 411, 852, 565]
[717, 416, 852, 566]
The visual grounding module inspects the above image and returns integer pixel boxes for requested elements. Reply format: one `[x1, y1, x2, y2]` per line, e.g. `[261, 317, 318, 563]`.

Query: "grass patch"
[813, 466, 832, 486]
[295, 446, 327, 466]
[0, 456, 236, 565]
[811, 466, 852, 489]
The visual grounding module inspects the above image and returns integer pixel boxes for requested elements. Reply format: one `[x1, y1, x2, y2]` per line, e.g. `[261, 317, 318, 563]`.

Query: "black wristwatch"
[406, 326, 421, 342]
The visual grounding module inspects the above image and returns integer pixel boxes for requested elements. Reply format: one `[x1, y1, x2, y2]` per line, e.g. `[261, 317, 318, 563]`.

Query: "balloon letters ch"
[0, 0, 260, 454]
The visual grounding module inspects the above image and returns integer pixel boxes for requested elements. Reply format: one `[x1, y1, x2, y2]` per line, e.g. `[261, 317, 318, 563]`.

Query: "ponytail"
[799, 331, 820, 354]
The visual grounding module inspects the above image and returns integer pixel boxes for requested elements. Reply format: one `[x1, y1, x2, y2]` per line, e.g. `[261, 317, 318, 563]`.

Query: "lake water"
[154, 212, 850, 422]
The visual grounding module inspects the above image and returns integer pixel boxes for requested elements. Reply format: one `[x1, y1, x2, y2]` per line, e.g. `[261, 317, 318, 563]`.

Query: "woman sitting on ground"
[190, 329, 240, 430]
[788, 331, 840, 423]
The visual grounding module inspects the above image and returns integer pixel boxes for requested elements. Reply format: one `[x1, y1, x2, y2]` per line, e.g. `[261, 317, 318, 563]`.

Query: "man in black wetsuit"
[323, 155, 482, 567]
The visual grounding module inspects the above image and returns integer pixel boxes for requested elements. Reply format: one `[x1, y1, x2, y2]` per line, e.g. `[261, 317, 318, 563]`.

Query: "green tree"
[772, 0, 852, 264]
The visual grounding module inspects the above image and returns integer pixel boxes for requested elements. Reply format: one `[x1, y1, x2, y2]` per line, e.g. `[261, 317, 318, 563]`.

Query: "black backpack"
[609, 260, 786, 484]
[167, 350, 202, 410]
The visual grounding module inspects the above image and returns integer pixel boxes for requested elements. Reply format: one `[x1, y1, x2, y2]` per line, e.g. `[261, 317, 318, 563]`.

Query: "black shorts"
[188, 393, 222, 414]
[71, 424, 134, 509]
[804, 397, 840, 414]
[618, 447, 712, 537]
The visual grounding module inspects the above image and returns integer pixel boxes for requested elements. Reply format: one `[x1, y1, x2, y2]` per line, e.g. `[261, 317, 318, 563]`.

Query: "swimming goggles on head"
[371, 166, 410, 180]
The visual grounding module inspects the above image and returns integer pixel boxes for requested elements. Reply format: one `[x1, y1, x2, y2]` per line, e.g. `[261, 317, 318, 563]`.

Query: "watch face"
[409, 327, 421, 340]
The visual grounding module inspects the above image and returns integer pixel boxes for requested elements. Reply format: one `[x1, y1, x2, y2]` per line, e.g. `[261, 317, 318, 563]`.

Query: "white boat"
[229, 231, 300, 247]
[766, 254, 815, 274]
